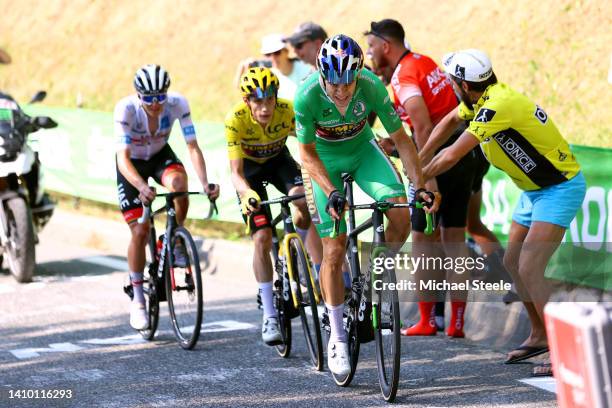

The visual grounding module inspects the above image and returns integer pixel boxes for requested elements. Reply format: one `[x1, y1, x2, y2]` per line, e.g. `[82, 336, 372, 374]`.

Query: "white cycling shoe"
[327, 340, 351, 376]
[129, 302, 148, 330]
[262, 317, 282, 345]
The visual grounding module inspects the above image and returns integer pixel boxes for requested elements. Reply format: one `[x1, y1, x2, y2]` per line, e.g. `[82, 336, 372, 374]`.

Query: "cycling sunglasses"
[139, 93, 167, 105]
[322, 69, 359, 85]
[248, 85, 277, 100]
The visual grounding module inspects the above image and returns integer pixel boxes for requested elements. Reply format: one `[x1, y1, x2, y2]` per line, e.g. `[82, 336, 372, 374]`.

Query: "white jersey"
[114, 92, 196, 160]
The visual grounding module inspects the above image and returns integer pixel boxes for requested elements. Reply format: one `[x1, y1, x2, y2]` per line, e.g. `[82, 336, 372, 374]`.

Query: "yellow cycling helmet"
[240, 67, 279, 99]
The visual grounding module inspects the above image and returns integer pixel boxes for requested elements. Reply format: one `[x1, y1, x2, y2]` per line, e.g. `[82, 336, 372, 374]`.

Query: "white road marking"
[519, 377, 557, 393]
[81, 256, 129, 271]
[5, 320, 256, 360]
[9, 342, 85, 359]
[81, 334, 147, 346]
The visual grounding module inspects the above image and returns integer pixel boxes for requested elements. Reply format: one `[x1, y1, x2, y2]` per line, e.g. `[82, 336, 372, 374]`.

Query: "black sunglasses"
[367, 22, 390, 42]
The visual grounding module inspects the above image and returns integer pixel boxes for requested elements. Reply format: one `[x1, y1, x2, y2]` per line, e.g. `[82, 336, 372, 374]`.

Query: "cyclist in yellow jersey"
[225, 67, 322, 346]
[421, 50, 586, 369]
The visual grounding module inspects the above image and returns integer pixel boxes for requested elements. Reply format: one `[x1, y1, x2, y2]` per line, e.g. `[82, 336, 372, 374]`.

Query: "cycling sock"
[446, 301, 466, 338]
[258, 281, 276, 319]
[129, 271, 145, 304]
[401, 301, 436, 336]
[343, 271, 351, 289]
[326, 303, 347, 343]
[295, 227, 308, 245]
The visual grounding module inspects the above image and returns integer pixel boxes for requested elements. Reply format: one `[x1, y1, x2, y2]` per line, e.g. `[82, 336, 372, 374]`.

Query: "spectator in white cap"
[283, 22, 328, 67]
[234, 33, 313, 101]
[260, 33, 313, 89]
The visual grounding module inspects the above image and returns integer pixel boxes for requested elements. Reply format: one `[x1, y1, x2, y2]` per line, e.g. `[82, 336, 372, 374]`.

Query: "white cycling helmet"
[442, 49, 492, 82]
[133, 64, 171, 95]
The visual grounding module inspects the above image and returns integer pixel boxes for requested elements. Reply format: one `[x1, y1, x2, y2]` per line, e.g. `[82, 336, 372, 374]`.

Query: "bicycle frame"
[265, 194, 320, 307]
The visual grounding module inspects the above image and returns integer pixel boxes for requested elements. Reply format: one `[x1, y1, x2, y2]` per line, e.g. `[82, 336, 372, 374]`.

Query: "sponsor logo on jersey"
[242, 138, 287, 158]
[315, 118, 367, 141]
[494, 132, 536, 173]
[352, 101, 366, 118]
[182, 125, 195, 136]
[267, 121, 291, 134]
[322, 108, 333, 117]
[534, 105, 548, 124]
[474, 108, 496, 123]
[558, 149, 567, 161]
[225, 124, 239, 133]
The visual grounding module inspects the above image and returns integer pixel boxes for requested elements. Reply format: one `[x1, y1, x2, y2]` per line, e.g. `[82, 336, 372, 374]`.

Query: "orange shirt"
[390, 52, 458, 128]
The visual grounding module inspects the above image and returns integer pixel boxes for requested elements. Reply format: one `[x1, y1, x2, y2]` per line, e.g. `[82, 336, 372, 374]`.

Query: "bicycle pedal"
[123, 284, 134, 300]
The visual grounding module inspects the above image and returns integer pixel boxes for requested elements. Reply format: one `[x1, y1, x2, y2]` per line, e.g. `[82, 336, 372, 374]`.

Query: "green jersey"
[294, 69, 403, 153]
[294, 69, 406, 237]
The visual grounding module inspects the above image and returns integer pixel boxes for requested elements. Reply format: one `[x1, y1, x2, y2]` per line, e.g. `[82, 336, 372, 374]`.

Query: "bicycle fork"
[370, 208, 386, 330]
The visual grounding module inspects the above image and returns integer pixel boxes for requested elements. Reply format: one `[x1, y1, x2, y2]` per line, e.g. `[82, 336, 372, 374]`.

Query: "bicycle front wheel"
[289, 237, 323, 371]
[373, 263, 401, 402]
[166, 227, 203, 350]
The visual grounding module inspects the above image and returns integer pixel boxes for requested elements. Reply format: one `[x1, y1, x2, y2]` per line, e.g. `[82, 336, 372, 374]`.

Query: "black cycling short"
[471, 146, 491, 193]
[116, 144, 184, 223]
[411, 124, 477, 231]
[239, 147, 303, 234]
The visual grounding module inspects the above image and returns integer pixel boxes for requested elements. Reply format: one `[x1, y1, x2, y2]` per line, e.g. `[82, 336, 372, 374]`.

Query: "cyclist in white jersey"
[115, 64, 219, 330]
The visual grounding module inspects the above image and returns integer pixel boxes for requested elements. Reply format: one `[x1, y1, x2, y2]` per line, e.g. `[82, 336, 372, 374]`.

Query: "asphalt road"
[0, 210, 557, 407]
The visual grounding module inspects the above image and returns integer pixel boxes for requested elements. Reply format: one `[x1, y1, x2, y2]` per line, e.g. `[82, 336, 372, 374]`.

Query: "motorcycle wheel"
[5, 197, 35, 283]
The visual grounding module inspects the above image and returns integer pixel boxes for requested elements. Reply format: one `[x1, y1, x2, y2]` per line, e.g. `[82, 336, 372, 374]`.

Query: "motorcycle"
[0, 90, 57, 282]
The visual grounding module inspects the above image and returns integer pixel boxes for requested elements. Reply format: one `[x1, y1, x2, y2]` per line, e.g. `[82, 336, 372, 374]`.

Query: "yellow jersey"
[224, 98, 295, 164]
[459, 83, 580, 191]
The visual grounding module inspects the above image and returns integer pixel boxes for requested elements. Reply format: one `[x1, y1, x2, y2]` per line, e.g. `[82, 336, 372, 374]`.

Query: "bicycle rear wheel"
[289, 237, 323, 371]
[166, 227, 203, 350]
[139, 263, 160, 340]
[373, 262, 401, 402]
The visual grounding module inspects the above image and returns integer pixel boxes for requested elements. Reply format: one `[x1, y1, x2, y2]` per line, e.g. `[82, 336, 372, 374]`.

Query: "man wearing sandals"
[421, 50, 585, 375]
[115, 64, 219, 330]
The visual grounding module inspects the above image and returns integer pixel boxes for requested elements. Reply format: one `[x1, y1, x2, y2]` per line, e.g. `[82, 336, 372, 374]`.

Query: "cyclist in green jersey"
[295, 34, 437, 376]
[421, 49, 586, 368]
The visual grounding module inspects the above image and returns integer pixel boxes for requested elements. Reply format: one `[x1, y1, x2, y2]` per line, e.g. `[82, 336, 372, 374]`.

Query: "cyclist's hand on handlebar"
[240, 189, 261, 215]
[204, 183, 220, 200]
[415, 188, 440, 213]
[325, 190, 346, 220]
[138, 185, 156, 206]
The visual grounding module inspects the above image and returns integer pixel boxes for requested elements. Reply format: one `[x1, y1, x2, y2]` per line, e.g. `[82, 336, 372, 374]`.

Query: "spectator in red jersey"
[365, 19, 478, 338]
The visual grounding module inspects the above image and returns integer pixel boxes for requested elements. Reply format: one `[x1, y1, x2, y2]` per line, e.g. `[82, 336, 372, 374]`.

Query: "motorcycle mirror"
[33, 116, 58, 129]
[28, 90, 47, 104]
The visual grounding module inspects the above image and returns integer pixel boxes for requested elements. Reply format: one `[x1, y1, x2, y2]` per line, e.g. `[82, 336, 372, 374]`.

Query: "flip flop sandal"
[504, 345, 549, 364]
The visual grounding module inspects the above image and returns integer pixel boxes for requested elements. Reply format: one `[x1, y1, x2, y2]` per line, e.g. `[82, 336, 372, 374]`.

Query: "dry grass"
[1, 0, 610, 146]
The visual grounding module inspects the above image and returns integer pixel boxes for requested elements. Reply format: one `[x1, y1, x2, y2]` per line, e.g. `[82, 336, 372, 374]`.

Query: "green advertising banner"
[24, 106, 611, 288]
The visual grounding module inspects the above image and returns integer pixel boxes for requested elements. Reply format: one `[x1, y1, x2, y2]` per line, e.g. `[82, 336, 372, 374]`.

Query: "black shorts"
[239, 147, 303, 234]
[411, 125, 477, 231]
[471, 147, 490, 193]
[116, 144, 184, 223]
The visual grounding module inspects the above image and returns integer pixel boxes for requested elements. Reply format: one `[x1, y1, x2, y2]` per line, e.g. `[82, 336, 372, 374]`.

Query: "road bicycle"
[124, 189, 217, 350]
[324, 174, 433, 402]
[253, 193, 323, 370]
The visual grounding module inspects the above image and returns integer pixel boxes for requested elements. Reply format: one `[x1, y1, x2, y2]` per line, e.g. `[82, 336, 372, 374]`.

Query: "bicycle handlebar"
[136, 186, 219, 224]
[329, 200, 434, 238]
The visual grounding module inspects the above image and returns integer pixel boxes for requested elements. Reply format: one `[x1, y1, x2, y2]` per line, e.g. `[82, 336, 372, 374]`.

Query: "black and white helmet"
[133, 64, 171, 95]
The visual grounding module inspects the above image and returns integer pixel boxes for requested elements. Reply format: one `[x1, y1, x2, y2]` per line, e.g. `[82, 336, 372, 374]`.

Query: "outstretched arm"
[423, 131, 479, 180]
[419, 106, 463, 165]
